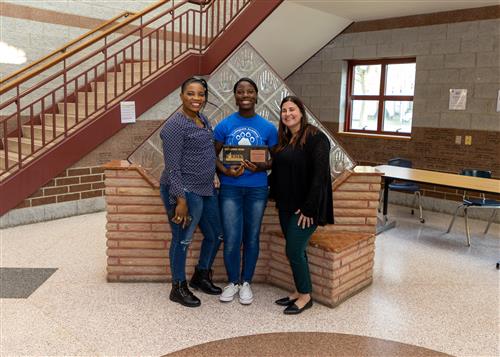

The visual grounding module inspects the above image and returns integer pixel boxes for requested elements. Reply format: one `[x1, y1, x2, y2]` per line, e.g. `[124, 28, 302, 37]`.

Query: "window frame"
[345, 57, 416, 136]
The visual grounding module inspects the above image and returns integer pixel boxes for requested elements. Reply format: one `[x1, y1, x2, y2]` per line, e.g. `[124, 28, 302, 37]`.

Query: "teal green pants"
[279, 210, 317, 294]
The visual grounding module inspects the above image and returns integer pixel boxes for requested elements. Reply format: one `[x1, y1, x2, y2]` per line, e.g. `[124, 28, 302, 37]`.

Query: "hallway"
[1, 205, 499, 356]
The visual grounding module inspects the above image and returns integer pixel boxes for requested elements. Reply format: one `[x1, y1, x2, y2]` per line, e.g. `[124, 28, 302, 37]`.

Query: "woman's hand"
[243, 160, 273, 172]
[225, 164, 245, 177]
[242, 160, 263, 172]
[172, 197, 191, 229]
[213, 174, 220, 188]
[295, 209, 313, 229]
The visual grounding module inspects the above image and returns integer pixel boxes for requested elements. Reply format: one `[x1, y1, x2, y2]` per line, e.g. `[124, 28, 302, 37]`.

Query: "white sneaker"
[239, 282, 254, 305]
[219, 283, 239, 302]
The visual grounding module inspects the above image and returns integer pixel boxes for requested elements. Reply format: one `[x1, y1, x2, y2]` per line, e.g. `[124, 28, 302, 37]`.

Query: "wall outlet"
[455, 135, 462, 145]
[465, 135, 472, 145]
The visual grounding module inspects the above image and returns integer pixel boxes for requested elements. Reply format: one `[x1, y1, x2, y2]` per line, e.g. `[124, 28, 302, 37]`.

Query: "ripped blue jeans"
[160, 184, 223, 283]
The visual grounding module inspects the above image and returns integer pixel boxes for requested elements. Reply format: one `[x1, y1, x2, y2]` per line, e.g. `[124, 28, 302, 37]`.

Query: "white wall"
[247, 1, 351, 78]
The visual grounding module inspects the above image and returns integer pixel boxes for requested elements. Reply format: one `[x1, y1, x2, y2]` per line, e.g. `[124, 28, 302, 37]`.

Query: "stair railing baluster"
[148, 34, 152, 77]
[52, 92, 56, 141]
[114, 55, 118, 100]
[41, 98, 45, 145]
[156, 28, 160, 71]
[140, 17, 144, 84]
[122, 51, 126, 94]
[163, 24, 167, 67]
[104, 36, 108, 111]
[171, 12, 175, 64]
[94, 67, 98, 114]
[74, 78, 79, 126]
[84, 72, 88, 119]
[3, 120, 8, 171]
[63, 59, 68, 135]
[16, 89, 21, 168]
[131, 46, 136, 86]
[199, 2, 202, 52]
[30, 105, 34, 154]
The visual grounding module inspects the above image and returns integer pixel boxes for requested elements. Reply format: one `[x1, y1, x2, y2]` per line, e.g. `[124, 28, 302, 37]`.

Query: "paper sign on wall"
[448, 89, 467, 110]
[120, 101, 136, 123]
[496, 90, 500, 112]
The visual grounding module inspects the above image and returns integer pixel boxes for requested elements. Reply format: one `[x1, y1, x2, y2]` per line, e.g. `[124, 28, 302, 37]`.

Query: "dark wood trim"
[344, 5, 500, 33]
[345, 58, 415, 136]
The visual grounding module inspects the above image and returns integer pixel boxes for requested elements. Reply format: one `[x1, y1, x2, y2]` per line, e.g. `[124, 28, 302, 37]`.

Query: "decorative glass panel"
[129, 42, 355, 180]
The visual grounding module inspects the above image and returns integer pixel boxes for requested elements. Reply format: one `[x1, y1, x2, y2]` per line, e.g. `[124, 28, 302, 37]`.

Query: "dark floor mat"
[0, 267, 57, 298]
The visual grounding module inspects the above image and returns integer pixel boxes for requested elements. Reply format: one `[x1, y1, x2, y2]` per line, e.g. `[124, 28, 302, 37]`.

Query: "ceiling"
[289, 0, 499, 21]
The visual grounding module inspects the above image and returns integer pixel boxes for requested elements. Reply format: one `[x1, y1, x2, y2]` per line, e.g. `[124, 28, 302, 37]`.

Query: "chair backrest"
[460, 169, 492, 178]
[388, 157, 412, 168]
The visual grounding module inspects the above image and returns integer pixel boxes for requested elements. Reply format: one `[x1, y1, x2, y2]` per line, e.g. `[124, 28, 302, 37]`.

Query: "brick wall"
[104, 160, 382, 307]
[269, 231, 375, 307]
[15, 166, 105, 209]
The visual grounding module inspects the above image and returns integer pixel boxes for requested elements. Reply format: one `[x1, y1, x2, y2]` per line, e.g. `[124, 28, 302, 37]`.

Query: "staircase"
[0, 0, 283, 215]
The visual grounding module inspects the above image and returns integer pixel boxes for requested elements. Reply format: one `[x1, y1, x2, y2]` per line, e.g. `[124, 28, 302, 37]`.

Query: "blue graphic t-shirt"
[214, 112, 278, 187]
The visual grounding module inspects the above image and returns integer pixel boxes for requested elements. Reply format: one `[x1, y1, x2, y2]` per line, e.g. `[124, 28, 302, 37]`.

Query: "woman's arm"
[161, 119, 189, 228]
[300, 133, 331, 221]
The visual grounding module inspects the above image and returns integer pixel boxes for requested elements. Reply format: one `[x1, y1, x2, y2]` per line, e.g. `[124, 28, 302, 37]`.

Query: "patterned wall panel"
[129, 42, 355, 180]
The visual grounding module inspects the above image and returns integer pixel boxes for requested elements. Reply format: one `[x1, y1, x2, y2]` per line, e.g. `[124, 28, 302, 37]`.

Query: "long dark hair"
[276, 96, 317, 152]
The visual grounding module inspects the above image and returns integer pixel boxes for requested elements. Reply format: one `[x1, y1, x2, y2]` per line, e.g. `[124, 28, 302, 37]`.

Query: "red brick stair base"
[104, 160, 382, 307]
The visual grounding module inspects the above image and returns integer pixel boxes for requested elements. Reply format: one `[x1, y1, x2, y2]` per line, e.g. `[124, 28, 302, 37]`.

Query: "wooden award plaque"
[222, 145, 268, 164]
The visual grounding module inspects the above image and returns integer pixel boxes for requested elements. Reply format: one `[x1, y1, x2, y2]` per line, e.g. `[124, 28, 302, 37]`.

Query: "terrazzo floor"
[1, 205, 499, 356]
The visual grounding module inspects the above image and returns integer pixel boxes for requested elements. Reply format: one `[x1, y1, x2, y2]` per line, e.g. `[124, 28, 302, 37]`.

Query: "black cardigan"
[270, 130, 334, 226]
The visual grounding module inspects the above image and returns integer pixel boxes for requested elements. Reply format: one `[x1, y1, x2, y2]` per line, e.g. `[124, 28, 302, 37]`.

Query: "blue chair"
[385, 158, 424, 223]
[446, 169, 500, 246]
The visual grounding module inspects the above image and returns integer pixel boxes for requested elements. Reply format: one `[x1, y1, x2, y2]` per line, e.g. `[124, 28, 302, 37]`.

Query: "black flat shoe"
[283, 298, 313, 315]
[275, 296, 298, 306]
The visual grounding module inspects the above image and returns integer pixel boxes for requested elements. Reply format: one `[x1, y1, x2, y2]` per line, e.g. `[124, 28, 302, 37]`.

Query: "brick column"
[103, 160, 270, 283]
[103, 161, 382, 308]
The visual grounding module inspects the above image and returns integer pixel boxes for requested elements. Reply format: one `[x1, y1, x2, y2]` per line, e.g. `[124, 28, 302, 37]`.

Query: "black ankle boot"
[170, 281, 201, 307]
[189, 267, 222, 295]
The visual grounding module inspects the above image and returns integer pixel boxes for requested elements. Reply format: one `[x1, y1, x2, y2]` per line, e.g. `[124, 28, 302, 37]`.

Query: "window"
[345, 58, 416, 136]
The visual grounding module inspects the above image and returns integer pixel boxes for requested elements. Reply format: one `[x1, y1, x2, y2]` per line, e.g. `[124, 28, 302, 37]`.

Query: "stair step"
[6, 137, 43, 155]
[106, 71, 144, 82]
[121, 61, 159, 73]
[57, 102, 98, 117]
[76, 91, 109, 105]
[41, 113, 78, 127]
[90, 81, 131, 94]
[0, 150, 22, 170]
[74, 86, 123, 105]
[22, 125, 65, 140]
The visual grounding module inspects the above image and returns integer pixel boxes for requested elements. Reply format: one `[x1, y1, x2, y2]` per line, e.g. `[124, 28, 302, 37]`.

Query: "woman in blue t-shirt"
[213, 78, 278, 305]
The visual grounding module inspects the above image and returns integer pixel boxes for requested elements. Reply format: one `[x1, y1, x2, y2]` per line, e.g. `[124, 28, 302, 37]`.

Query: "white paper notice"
[120, 101, 136, 123]
[449, 89, 467, 110]
[496, 90, 500, 112]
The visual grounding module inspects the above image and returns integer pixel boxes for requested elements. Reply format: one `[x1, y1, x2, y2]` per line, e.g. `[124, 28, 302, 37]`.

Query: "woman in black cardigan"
[270, 96, 334, 315]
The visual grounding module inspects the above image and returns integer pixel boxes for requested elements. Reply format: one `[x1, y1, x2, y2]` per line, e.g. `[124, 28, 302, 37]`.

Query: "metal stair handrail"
[0, 0, 251, 178]
[0, 11, 134, 88]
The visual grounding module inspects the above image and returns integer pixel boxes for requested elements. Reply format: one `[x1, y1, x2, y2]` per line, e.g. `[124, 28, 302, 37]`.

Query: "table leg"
[382, 177, 392, 223]
[377, 177, 396, 235]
